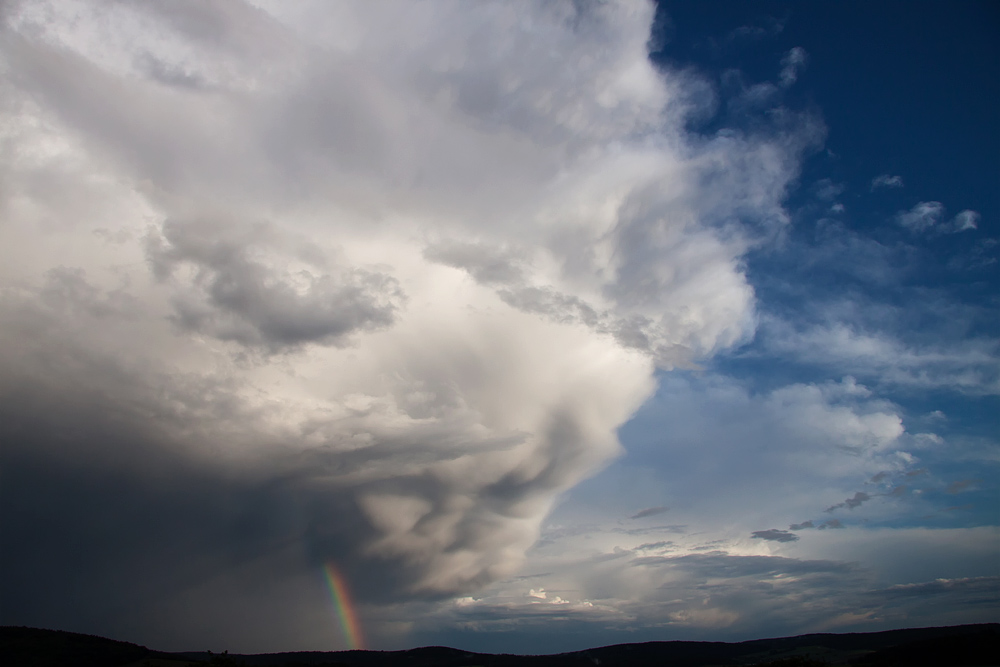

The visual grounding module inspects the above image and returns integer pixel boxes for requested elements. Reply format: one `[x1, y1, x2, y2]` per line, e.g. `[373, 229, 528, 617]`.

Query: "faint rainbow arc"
[323, 563, 365, 650]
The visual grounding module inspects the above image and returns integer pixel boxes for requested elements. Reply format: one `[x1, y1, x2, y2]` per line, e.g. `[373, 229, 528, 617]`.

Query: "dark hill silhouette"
[0, 626, 177, 667]
[2, 623, 997, 667]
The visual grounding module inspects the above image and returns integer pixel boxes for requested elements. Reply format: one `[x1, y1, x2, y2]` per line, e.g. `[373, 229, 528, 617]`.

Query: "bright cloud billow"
[1, 0, 997, 655]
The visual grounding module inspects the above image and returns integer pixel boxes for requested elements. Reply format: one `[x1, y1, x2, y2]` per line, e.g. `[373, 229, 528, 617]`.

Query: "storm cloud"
[1, 0, 823, 651]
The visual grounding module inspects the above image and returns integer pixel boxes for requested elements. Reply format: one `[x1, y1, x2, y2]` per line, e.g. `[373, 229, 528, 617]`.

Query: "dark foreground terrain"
[2, 623, 997, 667]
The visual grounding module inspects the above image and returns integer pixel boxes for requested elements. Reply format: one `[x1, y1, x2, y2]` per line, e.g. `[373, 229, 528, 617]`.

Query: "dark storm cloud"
[789, 521, 814, 531]
[0, 310, 327, 644]
[0, 275, 612, 647]
[0, 295, 563, 647]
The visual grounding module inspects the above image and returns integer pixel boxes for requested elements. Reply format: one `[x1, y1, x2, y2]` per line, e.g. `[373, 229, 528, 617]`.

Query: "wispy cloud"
[727, 17, 786, 43]
[871, 174, 904, 190]
[760, 318, 1000, 395]
[897, 201, 946, 232]
[825, 492, 872, 513]
[779, 47, 808, 87]
[752, 529, 799, 542]
[631, 506, 671, 520]
[946, 479, 977, 494]
[395, 531, 1000, 651]
[952, 210, 980, 231]
[896, 202, 980, 234]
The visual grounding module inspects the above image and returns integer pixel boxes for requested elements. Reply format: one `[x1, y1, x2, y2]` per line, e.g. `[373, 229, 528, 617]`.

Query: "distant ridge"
[2, 623, 997, 666]
[0, 626, 176, 667]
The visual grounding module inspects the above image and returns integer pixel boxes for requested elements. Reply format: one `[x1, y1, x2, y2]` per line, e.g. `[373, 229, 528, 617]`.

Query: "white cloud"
[871, 174, 904, 190]
[896, 202, 980, 234]
[762, 319, 1000, 395]
[779, 47, 807, 87]
[952, 209, 980, 231]
[896, 201, 946, 233]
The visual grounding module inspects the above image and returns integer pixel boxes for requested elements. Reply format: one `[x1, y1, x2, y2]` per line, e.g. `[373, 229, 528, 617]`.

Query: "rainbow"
[322, 563, 365, 650]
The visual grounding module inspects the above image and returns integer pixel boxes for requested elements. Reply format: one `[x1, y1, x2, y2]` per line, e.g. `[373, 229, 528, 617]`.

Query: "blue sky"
[0, 0, 996, 656]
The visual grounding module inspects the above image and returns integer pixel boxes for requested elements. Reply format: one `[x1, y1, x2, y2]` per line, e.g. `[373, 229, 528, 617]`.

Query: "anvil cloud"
[0, 0, 814, 646]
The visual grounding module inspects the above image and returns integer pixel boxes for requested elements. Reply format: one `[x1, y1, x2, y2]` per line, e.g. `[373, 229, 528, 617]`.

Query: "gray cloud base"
[147, 218, 405, 351]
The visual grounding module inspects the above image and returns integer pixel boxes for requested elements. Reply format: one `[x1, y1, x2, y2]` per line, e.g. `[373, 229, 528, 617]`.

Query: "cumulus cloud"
[897, 201, 946, 233]
[0, 0, 821, 648]
[896, 202, 980, 234]
[871, 174, 904, 190]
[952, 210, 980, 231]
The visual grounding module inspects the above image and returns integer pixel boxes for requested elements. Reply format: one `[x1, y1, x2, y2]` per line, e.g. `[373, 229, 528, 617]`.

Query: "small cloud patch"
[947, 479, 977, 494]
[896, 202, 979, 235]
[871, 174, 904, 190]
[779, 47, 808, 87]
[826, 491, 871, 513]
[630, 506, 670, 520]
[952, 210, 980, 231]
[751, 529, 799, 543]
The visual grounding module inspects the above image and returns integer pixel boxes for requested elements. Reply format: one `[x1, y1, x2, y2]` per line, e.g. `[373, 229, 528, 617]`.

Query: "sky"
[0, 0, 997, 656]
